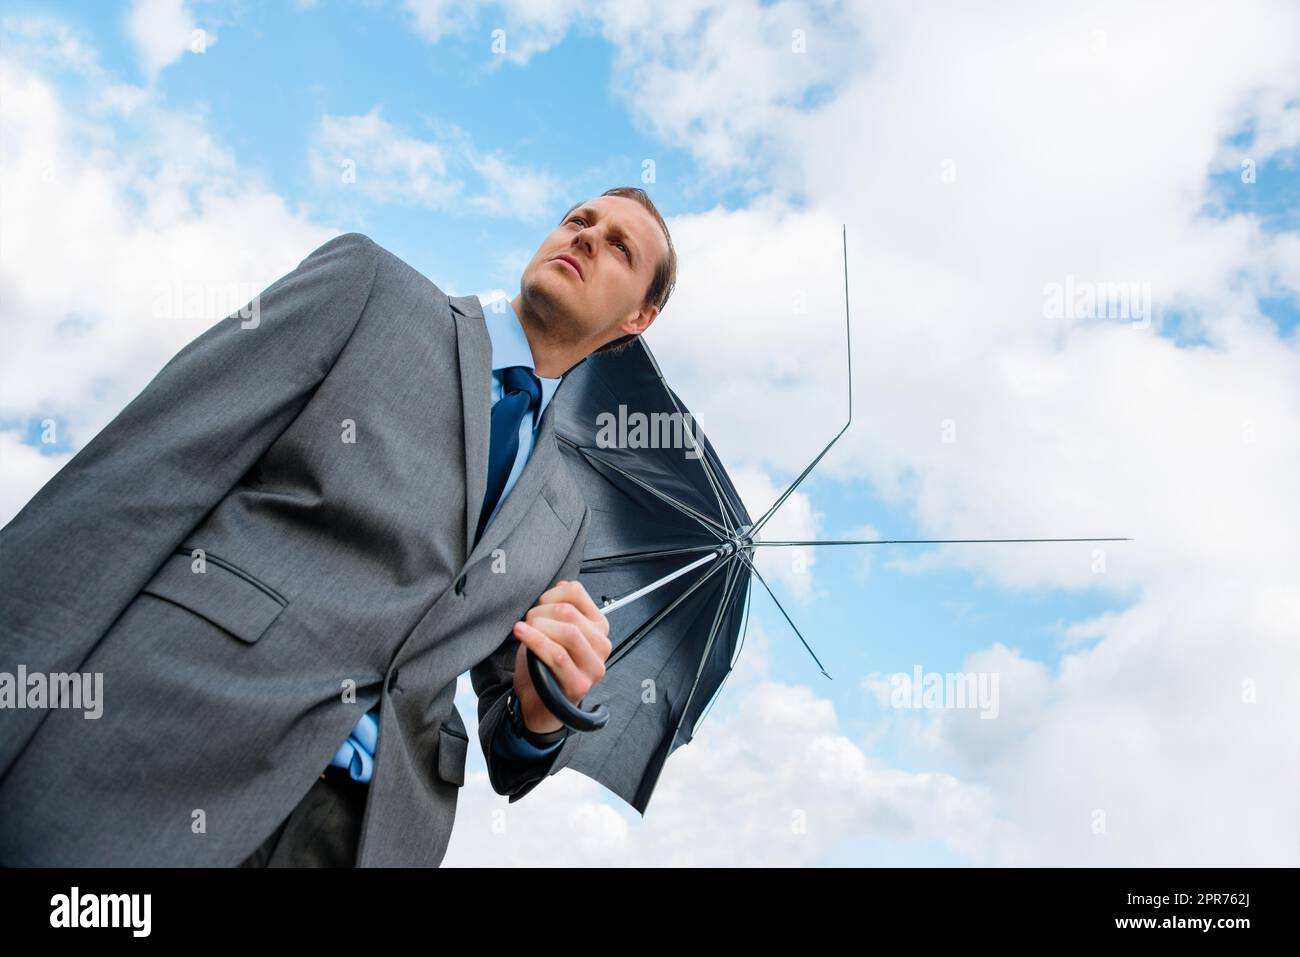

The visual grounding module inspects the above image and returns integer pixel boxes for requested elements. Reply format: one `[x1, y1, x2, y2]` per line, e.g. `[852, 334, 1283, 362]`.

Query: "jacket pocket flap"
[437, 725, 468, 787]
[141, 551, 287, 644]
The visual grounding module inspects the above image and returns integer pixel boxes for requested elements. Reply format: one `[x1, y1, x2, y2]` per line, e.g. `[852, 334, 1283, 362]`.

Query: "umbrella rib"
[667, 555, 747, 749]
[736, 549, 832, 679]
[730, 559, 755, 672]
[748, 422, 849, 540]
[631, 338, 738, 535]
[618, 563, 744, 814]
[604, 549, 733, 670]
[598, 550, 722, 616]
[749, 224, 854, 539]
[561, 437, 731, 541]
[691, 557, 755, 734]
[693, 442, 740, 536]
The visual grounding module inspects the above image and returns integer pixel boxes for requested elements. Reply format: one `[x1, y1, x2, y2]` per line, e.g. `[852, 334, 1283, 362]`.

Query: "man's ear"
[622, 304, 659, 337]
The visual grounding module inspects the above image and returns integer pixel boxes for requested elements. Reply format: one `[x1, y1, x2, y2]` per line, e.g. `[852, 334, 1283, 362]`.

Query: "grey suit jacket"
[0, 232, 592, 866]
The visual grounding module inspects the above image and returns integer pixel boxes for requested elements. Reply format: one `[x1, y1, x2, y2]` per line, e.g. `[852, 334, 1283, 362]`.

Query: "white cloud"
[401, 0, 481, 46]
[403, 0, 587, 66]
[908, 584, 1300, 865]
[0, 13, 101, 75]
[307, 106, 561, 218]
[124, 0, 214, 82]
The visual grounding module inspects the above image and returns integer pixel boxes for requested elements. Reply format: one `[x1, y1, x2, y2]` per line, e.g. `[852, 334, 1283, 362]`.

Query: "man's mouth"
[552, 255, 584, 280]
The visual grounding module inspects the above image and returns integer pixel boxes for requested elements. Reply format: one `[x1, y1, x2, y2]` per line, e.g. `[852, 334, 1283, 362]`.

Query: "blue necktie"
[474, 365, 542, 547]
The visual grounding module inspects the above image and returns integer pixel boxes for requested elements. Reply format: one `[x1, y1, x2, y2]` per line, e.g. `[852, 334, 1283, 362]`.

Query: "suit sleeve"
[471, 503, 591, 801]
[0, 232, 381, 776]
[491, 698, 564, 762]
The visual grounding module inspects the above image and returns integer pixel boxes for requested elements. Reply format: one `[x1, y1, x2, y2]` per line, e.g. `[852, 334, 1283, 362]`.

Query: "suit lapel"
[449, 293, 562, 567]
[451, 294, 491, 561]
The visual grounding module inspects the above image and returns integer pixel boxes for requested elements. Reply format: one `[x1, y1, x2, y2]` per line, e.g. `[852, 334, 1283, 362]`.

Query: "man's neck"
[510, 293, 594, 378]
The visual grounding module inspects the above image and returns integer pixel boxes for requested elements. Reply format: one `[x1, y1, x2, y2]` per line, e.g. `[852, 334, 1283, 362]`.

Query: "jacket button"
[387, 669, 400, 693]
[454, 574, 466, 596]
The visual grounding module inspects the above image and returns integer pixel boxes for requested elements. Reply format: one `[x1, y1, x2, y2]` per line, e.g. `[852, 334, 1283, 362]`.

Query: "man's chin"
[522, 280, 582, 331]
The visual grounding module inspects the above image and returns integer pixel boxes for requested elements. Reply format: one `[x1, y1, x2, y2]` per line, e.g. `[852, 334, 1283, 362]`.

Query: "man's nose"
[572, 228, 596, 258]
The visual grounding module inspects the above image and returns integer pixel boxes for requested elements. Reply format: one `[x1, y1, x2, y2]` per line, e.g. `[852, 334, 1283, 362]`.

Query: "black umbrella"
[526, 226, 1128, 815]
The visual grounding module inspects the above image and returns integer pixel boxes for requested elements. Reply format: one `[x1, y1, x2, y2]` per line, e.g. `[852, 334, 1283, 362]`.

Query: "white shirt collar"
[482, 297, 562, 418]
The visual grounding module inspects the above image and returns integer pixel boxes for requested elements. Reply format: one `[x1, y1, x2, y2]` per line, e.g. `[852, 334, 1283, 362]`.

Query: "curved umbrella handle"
[525, 647, 611, 732]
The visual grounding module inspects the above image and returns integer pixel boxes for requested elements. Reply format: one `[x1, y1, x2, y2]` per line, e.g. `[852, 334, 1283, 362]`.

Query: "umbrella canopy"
[542, 334, 765, 814]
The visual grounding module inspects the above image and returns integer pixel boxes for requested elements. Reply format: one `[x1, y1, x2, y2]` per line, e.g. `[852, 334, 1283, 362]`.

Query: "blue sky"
[2, 1, 1298, 867]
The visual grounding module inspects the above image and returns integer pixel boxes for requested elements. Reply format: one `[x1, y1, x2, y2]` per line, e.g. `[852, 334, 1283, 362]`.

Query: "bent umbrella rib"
[750, 224, 854, 538]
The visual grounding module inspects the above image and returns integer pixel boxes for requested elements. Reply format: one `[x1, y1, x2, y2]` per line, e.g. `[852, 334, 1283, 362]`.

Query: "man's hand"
[511, 580, 612, 734]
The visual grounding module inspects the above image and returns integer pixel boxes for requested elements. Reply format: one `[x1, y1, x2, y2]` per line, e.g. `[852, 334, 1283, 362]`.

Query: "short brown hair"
[560, 187, 677, 355]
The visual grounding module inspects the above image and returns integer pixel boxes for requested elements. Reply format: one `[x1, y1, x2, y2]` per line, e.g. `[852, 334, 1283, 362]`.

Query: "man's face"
[517, 195, 667, 351]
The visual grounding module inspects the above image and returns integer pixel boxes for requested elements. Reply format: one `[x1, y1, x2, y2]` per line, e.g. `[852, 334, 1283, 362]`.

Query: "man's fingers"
[512, 620, 581, 700]
[512, 616, 603, 686]
[518, 581, 614, 706]
[538, 580, 609, 634]
[526, 601, 612, 657]
[522, 614, 605, 677]
[512, 619, 601, 701]
[560, 580, 608, 631]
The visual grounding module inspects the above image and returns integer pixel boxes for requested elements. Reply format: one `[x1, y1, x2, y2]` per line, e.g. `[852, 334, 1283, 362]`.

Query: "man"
[0, 186, 678, 866]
